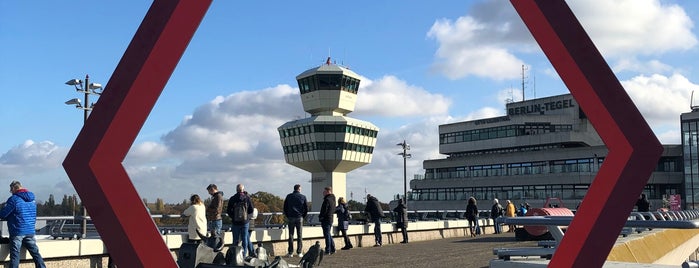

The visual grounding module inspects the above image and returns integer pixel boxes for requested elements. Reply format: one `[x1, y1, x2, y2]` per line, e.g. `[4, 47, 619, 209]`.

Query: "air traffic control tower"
[278, 58, 379, 211]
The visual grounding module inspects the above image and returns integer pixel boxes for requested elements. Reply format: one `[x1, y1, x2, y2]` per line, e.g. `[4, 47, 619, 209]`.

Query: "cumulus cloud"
[355, 76, 451, 117]
[427, 0, 697, 80]
[623, 74, 698, 129]
[0, 140, 66, 173]
[568, 0, 696, 57]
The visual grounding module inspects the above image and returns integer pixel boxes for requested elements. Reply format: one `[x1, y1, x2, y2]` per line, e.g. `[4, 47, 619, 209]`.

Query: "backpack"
[233, 200, 248, 223]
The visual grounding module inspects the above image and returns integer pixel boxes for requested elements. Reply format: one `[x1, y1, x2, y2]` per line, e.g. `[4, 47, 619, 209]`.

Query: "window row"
[424, 156, 681, 180]
[282, 142, 375, 154]
[409, 184, 678, 202]
[298, 74, 360, 94]
[279, 124, 378, 138]
[440, 123, 573, 144]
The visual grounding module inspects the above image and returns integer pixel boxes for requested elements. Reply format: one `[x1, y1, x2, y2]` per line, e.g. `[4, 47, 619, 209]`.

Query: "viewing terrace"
[4, 210, 699, 267]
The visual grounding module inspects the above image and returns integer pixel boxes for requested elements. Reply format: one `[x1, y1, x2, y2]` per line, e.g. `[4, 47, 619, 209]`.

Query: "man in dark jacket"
[393, 199, 408, 244]
[283, 184, 308, 257]
[365, 194, 385, 247]
[206, 184, 224, 237]
[319, 186, 336, 255]
[491, 198, 503, 234]
[226, 184, 254, 257]
[0, 181, 46, 268]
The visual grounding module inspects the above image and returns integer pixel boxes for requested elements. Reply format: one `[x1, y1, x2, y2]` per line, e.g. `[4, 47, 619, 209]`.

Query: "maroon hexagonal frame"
[62, 0, 211, 267]
[511, 0, 663, 267]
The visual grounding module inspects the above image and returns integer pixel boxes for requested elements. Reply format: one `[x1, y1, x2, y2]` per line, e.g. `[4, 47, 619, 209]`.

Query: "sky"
[2, 0, 699, 205]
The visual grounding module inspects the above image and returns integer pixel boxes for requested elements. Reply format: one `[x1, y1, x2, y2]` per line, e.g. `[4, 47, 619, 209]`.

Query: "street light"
[64, 74, 102, 238]
[397, 140, 411, 206]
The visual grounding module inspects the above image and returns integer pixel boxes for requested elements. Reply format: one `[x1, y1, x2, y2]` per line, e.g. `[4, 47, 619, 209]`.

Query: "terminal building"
[410, 93, 684, 210]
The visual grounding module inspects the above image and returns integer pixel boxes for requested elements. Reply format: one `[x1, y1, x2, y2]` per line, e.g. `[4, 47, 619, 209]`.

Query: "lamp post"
[397, 140, 411, 206]
[65, 74, 102, 238]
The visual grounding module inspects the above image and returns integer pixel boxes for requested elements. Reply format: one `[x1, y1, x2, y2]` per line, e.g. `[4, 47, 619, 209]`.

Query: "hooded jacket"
[0, 189, 37, 236]
[365, 195, 384, 220]
[207, 191, 224, 221]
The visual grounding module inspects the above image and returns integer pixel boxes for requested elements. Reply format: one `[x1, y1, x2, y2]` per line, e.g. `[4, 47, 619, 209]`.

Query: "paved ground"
[280, 233, 539, 268]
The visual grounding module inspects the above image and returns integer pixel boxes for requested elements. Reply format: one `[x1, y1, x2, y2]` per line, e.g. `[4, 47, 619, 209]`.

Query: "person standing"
[206, 184, 224, 237]
[319, 186, 336, 255]
[0, 181, 46, 268]
[490, 198, 503, 234]
[636, 193, 651, 212]
[283, 184, 308, 258]
[364, 194, 385, 247]
[505, 200, 516, 232]
[393, 199, 409, 244]
[466, 197, 479, 237]
[182, 194, 207, 243]
[227, 184, 254, 257]
[335, 197, 353, 250]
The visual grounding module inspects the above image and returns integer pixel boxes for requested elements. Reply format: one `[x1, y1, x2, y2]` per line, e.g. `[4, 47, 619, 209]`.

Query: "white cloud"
[0, 140, 66, 173]
[355, 76, 451, 117]
[568, 0, 696, 57]
[427, 0, 697, 80]
[623, 74, 698, 130]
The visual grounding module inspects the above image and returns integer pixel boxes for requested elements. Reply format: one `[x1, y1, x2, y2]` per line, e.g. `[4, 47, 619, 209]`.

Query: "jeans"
[209, 219, 222, 237]
[493, 217, 502, 234]
[372, 218, 382, 245]
[287, 217, 303, 254]
[10, 235, 46, 268]
[232, 223, 250, 256]
[320, 222, 335, 254]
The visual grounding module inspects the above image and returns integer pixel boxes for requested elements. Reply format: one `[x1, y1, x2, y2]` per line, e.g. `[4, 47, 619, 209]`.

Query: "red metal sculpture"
[62, 0, 211, 267]
[510, 1, 663, 267]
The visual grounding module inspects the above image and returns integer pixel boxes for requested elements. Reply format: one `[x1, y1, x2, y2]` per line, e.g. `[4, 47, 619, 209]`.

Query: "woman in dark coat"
[335, 197, 353, 250]
[466, 197, 479, 237]
[393, 199, 409, 243]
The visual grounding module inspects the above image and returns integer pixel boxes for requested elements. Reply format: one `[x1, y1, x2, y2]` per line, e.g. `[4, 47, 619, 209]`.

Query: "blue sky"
[2, 0, 699, 205]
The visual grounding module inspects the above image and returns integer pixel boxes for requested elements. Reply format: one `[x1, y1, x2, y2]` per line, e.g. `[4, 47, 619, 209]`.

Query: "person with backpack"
[490, 198, 503, 234]
[227, 184, 254, 257]
[364, 194, 385, 247]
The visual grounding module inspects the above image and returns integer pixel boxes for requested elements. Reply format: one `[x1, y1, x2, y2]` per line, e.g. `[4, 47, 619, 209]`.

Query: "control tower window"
[317, 74, 342, 90]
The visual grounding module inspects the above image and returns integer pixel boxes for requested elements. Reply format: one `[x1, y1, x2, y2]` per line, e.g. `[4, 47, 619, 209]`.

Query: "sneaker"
[286, 253, 294, 258]
[373, 244, 381, 247]
[297, 253, 303, 258]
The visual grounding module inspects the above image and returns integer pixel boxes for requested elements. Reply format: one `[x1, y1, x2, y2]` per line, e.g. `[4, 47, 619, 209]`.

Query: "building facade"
[411, 94, 683, 210]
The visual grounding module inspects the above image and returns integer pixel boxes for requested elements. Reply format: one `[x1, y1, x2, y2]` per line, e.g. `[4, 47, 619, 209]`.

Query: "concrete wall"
[6, 218, 495, 268]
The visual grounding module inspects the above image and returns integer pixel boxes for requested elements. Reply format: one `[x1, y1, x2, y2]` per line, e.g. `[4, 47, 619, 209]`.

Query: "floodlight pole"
[397, 140, 411, 207]
[66, 74, 100, 238]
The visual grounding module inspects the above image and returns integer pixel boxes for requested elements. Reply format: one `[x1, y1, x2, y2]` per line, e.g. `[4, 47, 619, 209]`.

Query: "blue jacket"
[283, 191, 308, 218]
[0, 189, 37, 236]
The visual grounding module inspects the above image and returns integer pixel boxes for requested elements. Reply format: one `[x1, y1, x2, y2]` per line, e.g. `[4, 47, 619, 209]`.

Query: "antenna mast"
[521, 65, 528, 102]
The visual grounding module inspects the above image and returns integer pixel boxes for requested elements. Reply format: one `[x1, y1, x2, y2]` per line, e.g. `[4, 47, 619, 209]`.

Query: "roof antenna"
[692, 90, 699, 111]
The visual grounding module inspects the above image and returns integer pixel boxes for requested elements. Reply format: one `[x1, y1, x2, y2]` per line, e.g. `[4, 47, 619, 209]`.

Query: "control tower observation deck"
[278, 58, 379, 210]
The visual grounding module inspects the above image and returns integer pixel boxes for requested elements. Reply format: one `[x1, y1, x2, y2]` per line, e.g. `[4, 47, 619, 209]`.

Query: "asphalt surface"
[280, 232, 539, 268]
